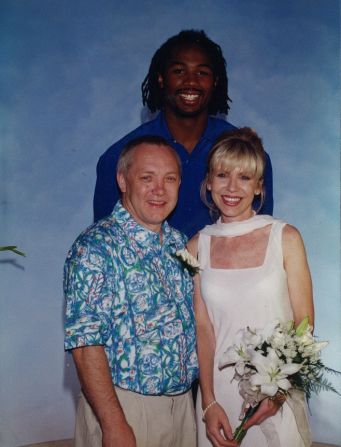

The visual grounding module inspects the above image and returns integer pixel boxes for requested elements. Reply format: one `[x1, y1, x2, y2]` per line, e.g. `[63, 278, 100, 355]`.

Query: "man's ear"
[158, 73, 164, 88]
[214, 76, 219, 87]
[117, 172, 127, 193]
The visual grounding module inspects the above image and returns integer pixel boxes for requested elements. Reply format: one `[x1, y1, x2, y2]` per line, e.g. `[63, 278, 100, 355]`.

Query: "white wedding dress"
[196, 215, 311, 447]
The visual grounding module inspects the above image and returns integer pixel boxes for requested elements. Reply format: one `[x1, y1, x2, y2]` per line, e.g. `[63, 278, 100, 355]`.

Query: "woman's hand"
[242, 396, 284, 430]
[204, 402, 238, 447]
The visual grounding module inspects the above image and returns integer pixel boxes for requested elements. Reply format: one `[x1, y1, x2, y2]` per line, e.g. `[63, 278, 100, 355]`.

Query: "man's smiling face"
[117, 144, 181, 233]
[158, 44, 217, 118]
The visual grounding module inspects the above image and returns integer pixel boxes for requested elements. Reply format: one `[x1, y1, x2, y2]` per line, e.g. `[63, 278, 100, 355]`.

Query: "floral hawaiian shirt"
[64, 201, 198, 395]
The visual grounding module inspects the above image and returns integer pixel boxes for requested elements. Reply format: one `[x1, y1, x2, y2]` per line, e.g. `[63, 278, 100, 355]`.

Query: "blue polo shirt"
[94, 113, 273, 237]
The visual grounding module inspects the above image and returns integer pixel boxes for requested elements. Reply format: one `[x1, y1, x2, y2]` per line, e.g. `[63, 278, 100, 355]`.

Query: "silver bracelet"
[202, 400, 217, 422]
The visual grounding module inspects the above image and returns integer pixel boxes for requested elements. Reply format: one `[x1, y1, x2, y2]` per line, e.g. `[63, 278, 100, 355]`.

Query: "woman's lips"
[221, 195, 241, 206]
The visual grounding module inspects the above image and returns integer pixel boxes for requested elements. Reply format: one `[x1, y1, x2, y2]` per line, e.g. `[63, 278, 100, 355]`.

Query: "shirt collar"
[158, 112, 174, 143]
[159, 111, 214, 145]
[112, 200, 173, 253]
[201, 116, 220, 143]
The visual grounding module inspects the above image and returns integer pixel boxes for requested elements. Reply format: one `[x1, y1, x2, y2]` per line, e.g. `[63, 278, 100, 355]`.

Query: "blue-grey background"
[1, 1, 340, 445]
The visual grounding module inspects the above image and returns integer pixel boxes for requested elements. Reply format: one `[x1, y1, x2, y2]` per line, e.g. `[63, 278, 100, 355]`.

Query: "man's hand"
[72, 346, 137, 447]
[102, 419, 136, 447]
[204, 403, 238, 447]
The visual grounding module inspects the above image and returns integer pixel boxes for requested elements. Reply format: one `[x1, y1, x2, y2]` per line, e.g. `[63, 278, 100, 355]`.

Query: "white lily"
[297, 331, 315, 347]
[250, 348, 302, 396]
[219, 327, 254, 369]
[259, 319, 281, 342]
[219, 344, 250, 369]
[220, 346, 242, 366]
[300, 341, 329, 358]
[244, 327, 263, 348]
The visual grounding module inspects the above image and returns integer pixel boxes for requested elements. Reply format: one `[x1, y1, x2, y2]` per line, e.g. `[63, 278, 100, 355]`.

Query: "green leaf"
[0, 246, 26, 257]
[295, 316, 309, 336]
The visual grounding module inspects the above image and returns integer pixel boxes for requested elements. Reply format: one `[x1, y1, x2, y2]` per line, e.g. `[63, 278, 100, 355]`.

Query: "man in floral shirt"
[64, 135, 198, 447]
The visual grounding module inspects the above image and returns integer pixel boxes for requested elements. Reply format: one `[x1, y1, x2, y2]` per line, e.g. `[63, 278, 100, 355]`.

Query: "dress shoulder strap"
[198, 233, 211, 270]
[267, 220, 287, 267]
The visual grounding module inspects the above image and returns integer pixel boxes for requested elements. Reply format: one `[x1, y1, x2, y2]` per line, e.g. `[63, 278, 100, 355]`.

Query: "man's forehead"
[168, 44, 213, 65]
[133, 142, 173, 154]
[131, 144, 180, 169]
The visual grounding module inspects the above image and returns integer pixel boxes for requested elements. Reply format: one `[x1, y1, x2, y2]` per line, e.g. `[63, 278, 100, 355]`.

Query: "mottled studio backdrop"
[0, 1, 340, 446]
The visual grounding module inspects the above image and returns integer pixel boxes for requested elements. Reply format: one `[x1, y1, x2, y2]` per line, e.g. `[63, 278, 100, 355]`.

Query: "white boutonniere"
[173, 249, 200, 276]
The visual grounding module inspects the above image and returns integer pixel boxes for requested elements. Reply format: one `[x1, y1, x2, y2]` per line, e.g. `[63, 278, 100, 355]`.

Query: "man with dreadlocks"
[94, 30, 273, 236]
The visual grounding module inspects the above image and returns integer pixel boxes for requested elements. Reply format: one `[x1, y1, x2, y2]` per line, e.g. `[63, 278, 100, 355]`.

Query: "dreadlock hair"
[141, 30, 231, 115]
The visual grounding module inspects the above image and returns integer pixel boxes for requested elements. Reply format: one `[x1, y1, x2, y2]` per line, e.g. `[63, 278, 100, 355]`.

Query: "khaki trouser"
[75, 388, 197, 447]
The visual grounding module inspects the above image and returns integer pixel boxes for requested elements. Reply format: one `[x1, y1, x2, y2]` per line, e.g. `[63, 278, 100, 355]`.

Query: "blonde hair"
[201, 127, 266, 217]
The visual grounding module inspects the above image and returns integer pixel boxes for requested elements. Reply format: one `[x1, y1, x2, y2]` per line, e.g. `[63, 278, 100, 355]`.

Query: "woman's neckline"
[200, 214, 277, 238]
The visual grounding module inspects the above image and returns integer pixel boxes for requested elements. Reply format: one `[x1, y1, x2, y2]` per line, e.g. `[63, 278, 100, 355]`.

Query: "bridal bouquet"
[219, 317, 340, 444]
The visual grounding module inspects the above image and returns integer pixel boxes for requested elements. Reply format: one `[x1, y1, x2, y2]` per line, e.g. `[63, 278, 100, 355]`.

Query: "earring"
[158, 74, 164, 88]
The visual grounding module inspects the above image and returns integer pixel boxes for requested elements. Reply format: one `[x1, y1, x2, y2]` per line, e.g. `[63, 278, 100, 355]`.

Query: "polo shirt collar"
[158, 111, 215, 145]
[158, 112, 174, 143]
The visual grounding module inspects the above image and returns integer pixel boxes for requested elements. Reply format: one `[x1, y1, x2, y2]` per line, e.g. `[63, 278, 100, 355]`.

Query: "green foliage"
[0, 246, 26, 256]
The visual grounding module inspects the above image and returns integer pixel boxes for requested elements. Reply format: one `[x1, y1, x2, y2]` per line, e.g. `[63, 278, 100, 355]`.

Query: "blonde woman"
[188, 128, 313, 447]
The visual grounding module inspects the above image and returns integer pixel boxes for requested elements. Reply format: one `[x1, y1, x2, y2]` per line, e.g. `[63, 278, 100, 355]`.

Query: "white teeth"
[180, 94, 199, 100]
[223, 196, 240, 203]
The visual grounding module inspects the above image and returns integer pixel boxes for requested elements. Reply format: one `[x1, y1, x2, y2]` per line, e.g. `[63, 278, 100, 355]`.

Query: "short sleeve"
[64, 236, 114, 350]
